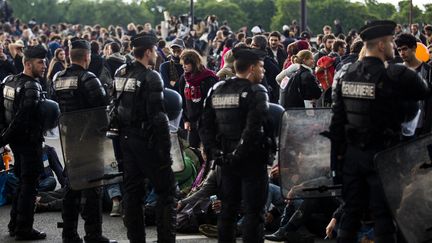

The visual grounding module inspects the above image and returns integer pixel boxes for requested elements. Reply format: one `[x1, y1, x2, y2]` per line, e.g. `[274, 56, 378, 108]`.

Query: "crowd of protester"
[0, 12, 431, 242]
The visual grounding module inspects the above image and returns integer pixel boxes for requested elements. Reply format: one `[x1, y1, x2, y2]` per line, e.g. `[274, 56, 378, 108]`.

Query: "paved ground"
[0, 132, 334, 242]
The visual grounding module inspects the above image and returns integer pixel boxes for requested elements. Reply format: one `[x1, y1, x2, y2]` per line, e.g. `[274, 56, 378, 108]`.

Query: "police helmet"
[163, 88, 182, 121]
[268, 103, 284, 137]
[38, 99, 60, 131]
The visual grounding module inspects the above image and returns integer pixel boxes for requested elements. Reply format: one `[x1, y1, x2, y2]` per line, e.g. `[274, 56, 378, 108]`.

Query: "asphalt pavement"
[0, 131, 334, 243]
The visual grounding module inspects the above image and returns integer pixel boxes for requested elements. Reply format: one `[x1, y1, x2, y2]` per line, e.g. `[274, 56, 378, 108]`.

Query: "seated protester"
[265, 178, 341, 242]
[38, 144, 66, 192]
[6, 144, 66, 194]
[35, 187, 67, 212]
[279, 50, 322, 109]
[175, 165, 222, 233]
[104, 183, 122, 217]
[177, 164, 286, 234]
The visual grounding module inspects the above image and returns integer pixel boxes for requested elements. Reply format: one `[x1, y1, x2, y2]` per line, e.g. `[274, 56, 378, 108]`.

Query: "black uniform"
[53, 40, 110, 243]
[2, 73, 47, 238]
[329, 21, 430, 243]
[1, 45, 52, 241]
[200, 77, 271, 243]
[112, 37, 176, 242]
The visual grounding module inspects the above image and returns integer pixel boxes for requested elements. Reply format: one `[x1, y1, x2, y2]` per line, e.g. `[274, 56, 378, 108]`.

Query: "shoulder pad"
[251, 84, 267, 93]
[81, 71, 97, 82]
[23, 80, 42, 90]
[146, 70, 164, 91]
[334, 62, 352, 81]
[114, 64, 127, 77]
[212, 80, 226, 91]
[1, 74, 15, 85]
[207, 80, 226, 97]
[386, 63, 408, 78]
[52, 69, 66, 82]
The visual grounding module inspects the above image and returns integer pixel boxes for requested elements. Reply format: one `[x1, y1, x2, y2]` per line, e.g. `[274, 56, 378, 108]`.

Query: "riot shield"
[59, 107, 122, 190]
[170, 132, 185, 173]
[278, 108, 341, 199]
[374, 134, 432, 243]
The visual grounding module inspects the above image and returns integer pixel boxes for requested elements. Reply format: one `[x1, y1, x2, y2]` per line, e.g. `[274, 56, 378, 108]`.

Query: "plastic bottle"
[210, 195, 220, 214]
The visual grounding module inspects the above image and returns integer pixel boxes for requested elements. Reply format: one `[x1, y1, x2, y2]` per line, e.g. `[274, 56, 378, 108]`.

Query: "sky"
[351, 0, 429, 10]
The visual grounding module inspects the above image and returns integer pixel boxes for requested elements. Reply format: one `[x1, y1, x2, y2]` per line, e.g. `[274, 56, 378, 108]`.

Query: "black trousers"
[8, 142, 43, 233]
[120, 132, 176, 243]
[337, 145, 396, 243]
[61, 185, 103, 238]
[218, 162, 268, 243]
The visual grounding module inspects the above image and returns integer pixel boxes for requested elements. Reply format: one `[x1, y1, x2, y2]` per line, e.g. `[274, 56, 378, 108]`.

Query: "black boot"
[84, 224, 117, 243]
[264, 227, 288, 241]
[62, 235, 83, 243]
[8, 221, 16, 237]
[155, 203, 176, 243]
[15, 228, 47, 241]
[62, 222, 82, 243]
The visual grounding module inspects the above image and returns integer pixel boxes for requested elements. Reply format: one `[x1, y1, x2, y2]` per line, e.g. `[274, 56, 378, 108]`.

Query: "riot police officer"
[200, 47, 272, 243]
[52, 39, 114, 243]
[329, 20, 430, 243]
[2, 45, 48, 240]
[111, 32, 176, 243]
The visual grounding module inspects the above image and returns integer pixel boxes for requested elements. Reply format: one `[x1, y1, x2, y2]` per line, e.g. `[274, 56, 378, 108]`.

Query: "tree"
[391, 1, 423, 25]
[228, 0, 276, 32]
[195, 1, 248, 31]
[365, 0, 396, 20]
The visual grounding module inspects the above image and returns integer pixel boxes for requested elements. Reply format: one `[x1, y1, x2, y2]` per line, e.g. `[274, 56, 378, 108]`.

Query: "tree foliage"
[8, 0, 432, 33]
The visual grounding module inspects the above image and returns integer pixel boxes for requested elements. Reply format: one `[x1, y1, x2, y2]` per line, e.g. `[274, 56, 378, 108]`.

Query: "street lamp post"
[409, 0, 413, 26]
[300, 0, 307, 32]
[190, 0, 194, 31]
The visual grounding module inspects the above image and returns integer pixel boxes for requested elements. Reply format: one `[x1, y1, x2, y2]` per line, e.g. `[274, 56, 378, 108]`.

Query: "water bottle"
[210, 195, 220, 214]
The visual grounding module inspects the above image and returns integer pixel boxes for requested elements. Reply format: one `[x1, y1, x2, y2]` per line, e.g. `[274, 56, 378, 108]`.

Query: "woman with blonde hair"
[280, 50, 322, 108]
[47, 48, 67, 97]
[179, 49, 218, 148]
[47, 48, 66, 81]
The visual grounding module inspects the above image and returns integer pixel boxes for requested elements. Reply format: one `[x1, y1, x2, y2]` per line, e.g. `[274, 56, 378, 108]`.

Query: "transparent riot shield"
[278, 108, 341, 199]
[59, 107, 122, 190]
[374, 134, 432, 243]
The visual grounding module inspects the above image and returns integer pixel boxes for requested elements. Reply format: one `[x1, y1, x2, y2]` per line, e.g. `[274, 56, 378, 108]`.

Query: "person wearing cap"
[111, 32, 176, 243]
[395, 33, 432, 135]
[52, 39, 113, 243]
[200, 46, 274, 243]
[8, 40, 25, 73]
[1, 45, 48, 240]
[159, 38, 185, 90]
[329, 20, 430, 243]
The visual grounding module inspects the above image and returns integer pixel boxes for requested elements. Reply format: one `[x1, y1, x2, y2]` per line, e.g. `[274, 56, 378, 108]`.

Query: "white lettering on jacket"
[342, 81, 375, 99]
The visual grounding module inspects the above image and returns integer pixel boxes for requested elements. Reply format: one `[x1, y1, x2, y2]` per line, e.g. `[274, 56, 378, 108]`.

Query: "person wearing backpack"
[279, 50, 322, 109]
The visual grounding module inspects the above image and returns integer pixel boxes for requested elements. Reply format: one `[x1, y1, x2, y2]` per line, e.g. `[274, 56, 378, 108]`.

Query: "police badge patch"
[54, 77, 79, 91]
[342, 81, 375, 99]
[3, 86, 15, 100]
[115, 77, 137, 92]
[212, 94, 240, 109]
